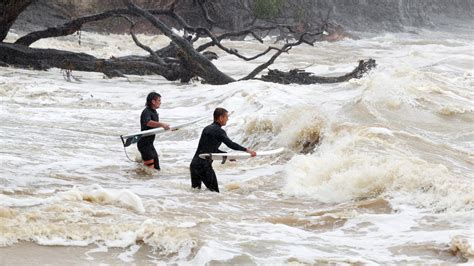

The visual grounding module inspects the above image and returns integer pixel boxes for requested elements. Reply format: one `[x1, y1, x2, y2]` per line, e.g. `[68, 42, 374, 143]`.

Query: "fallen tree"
[0, 0, 376, 85]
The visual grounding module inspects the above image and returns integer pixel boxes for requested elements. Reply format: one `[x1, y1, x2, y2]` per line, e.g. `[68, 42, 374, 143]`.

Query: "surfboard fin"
[121, 135, 141, 147]
[221, 156, 227, 164]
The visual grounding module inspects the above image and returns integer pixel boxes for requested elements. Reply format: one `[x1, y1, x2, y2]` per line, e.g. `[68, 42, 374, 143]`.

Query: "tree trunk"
[0, 42, 185, 79]
[0, 0, 34, 42]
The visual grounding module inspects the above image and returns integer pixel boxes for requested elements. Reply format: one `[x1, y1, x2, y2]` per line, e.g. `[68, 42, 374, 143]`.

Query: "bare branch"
[240, 32, 322, 80]
[15, 9, 134, 46]
[196, 25, 294, 51]
[124, 0, 235, 84]
[14, 7, 178, 47]
[123, 16, 168, 66]
[195, 0, 217, 25]
[194, 25, 298, 61]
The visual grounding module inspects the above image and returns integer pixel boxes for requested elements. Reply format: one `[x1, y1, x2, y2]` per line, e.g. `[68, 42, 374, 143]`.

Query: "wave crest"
[243, 107, 325, 153]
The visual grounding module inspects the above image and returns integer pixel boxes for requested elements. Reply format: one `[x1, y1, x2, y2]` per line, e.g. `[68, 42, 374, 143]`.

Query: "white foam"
[0, 194, 45, 207]
[57, 185, 145, 213]
[118, 244, 141, 262]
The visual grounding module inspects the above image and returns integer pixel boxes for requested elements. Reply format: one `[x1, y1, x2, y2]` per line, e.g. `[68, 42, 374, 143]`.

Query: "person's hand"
[246, 148, 256, 157]
[162, 123, 170, 130]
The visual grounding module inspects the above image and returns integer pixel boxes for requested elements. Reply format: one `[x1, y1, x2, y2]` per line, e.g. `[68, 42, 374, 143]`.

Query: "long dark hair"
[145, 92, 161, 108]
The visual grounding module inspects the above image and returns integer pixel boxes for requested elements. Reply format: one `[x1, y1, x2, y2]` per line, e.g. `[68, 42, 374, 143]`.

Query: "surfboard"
[120, 117, 206, 147]
[198, 147, 285, 162]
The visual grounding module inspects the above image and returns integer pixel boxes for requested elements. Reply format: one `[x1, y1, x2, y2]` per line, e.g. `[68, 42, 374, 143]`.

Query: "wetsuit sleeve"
[141, 109, 153, 126]
[218, 130, 246, 151]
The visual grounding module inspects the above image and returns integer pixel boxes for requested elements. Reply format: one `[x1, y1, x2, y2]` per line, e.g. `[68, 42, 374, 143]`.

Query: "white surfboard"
[121, 117, 206, 147]
[199, 147, 285, 161]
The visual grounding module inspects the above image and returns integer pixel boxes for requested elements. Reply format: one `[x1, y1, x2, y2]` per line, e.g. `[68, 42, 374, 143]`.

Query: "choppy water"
[1, 29, 473, 264]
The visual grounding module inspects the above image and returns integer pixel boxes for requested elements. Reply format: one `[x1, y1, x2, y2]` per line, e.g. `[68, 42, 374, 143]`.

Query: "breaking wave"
[283, 125, 474, 212]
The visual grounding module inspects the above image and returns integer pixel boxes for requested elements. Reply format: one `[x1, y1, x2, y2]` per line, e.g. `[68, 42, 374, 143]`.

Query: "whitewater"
[0, 27, 473, 264]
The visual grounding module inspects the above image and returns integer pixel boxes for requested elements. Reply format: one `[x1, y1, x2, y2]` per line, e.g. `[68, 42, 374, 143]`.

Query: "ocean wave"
[0, 185, 145, 213]
[0, 218, 197, 260]
[282, 125, 474, 212]
[243, 106, 325, 153]
[57, 185, 145, 214]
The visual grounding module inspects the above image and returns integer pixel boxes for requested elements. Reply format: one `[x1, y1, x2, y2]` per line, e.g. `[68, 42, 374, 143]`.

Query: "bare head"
[146, 92, 161, 110]
[213, 107, 229, 126]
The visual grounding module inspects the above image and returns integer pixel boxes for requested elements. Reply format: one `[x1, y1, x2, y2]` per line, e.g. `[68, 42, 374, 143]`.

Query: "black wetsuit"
[190, 122, 246, 192]
[137, 106, 160, 170]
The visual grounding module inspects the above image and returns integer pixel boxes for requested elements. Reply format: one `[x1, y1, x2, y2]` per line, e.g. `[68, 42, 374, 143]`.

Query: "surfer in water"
[190, 108, 256, 192]
[138, 92, 170, 170]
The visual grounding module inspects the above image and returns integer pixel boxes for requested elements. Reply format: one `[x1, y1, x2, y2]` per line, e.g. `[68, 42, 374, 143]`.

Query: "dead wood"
[260, 59, 377, 84]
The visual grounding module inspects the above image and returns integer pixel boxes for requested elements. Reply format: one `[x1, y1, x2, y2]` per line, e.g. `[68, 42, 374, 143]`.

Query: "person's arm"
[219, 130, 256, 156]
[219, 131, 245, 151]
[147, 120, 170, 130]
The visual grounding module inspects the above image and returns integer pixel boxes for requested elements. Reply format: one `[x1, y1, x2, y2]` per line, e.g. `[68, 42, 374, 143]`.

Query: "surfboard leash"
[121, 136, 136, 163]
[122, 145, 135, 163]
